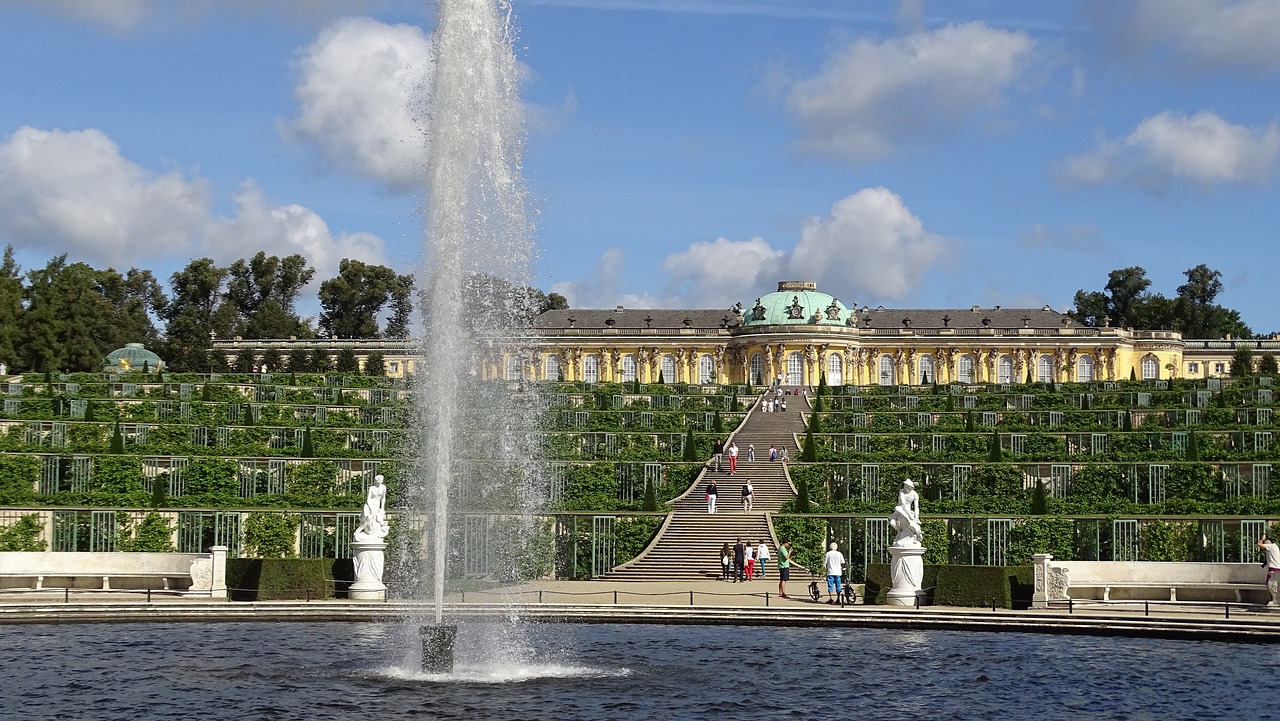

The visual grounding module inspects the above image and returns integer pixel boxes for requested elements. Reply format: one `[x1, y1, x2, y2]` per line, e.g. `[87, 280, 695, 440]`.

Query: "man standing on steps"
[728, 440, 739, 475]
[741, 480, 754, 513]
[712, 437, 725, 472]
[706, 479, 718, 514]
[733, 538, 747, 582]
[777, 540, 793, 598]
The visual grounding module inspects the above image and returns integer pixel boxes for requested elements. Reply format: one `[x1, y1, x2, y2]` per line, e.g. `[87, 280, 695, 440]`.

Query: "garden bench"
[0, 548, 227, 598]
[1032, 556, 1269, 606]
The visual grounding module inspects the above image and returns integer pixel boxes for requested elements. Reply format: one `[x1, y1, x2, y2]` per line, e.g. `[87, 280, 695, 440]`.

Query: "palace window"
[997, 355, 1013, 384]
[1142, 357, 1158, 380]
[583, 354, 600, 384]
[1077, 355, 1094, 383]
[698, 354, 715, 385]
[957, 355, 975, 384]
[1187, 362, 1199, 375]
[750, 353, 765, 385]
[545, 354, 561, 382]
[621, 354, 638, 383]
[878, 355, 895, 386]
[1037, 354, 1054, 383]
[505, 355, 521, 381]
[660, 354, 676, 382]
[827, 354, 843, 386]
[786, 352, 803, 385]
[918, 355, 934, 384]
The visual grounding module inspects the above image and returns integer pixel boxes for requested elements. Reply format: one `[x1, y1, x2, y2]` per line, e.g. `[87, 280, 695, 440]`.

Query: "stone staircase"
[600, 388, 810, 582]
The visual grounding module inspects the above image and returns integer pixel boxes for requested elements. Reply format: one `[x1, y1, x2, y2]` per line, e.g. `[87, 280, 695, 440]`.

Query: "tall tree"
[317, 259, 406, 338]
[96, 267, 167, 350]
[225, 252, 315, 339]
[0, 246, 24, 369]
[384, 274, 415, 339]
[161, 258, 235, 371]
[22, 256, 119, 372]
[1104, 266, 1152, 329]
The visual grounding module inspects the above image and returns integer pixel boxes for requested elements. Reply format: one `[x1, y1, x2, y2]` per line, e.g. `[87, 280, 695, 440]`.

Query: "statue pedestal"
[349, 541, 387, 601]
[886, 545, 926, 606]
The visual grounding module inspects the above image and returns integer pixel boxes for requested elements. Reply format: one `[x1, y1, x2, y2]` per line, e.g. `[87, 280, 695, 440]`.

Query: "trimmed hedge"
[864, 564, 1033, 609]
[226, 558, 348, 601]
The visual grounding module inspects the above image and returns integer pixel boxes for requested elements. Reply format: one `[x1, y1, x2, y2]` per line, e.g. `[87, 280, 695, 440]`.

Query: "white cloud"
[1019, 222, 1102, 252]
[788, 188, 948, 299]
[0, 125, 385, 281]
[661, 236, 786, 307]
[1063, 111, 1280, 191]
[550, 248, 663, 309]
[283, 17, 434, 189]
[783, 22, 1034, 162]
[204, 183, 386, 283]
[1085, 0, 1280, 74]
[0, 126, 209, 266]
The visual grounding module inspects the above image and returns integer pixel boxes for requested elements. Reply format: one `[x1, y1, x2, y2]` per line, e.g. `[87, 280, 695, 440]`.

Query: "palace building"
[213, 280, 1273, 383]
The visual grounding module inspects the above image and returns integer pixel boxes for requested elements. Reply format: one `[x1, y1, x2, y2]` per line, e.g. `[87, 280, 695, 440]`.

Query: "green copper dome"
[741, 281, 852, 327]
[104, 343, 166, 372]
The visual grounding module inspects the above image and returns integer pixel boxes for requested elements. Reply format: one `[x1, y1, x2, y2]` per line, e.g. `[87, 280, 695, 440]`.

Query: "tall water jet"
[401, 0, 543, 672]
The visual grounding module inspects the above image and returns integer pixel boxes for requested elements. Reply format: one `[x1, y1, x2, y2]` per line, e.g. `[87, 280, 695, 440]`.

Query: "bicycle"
[808, 572, 857, 604]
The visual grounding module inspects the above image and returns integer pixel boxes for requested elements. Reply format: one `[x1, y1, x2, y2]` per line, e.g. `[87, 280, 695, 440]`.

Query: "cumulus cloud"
[661, 236, 786, 307]
[0, 125, 386, 278]
[1019, 222, 1102, 252]
[1063, 111, 1280, 191]
[1084, 0, 1280, 74]
[283, 17, 434, 189]
[782, 22, 1034, 162]
[0, 126, 210, 266]
[788, 188, 948, 298]
[550, 248, 663, 309]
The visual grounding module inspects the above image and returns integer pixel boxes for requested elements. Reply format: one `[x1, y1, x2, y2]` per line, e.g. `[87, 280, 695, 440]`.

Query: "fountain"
[395, 0, 543, 674]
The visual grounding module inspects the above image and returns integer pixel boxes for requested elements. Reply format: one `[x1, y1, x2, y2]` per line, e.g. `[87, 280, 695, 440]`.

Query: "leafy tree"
[335, 348, 360, 373]
[318, 259, 409, 339]
[1230, 345, 1255, 377]
[384, 274, 415, 339]
[259, 348, 283, 373]
[225, 252, 315, 339]
[96, 266, 167, 350]
[23, 256, 119, 371]
[987, 433, 1003, 461]
[234, 347, 257, 373]
[161, 258, 235, 371]
[118, 512, 174, 552]
[641, 478, 658, 511]
[682, 427, 697, 462]
[795, 474, 811, 513]
[1259, 354, 1278, 376]
[286, 347, 312, 372]
[1028, 480, 1048, 515]
[364, 351, 386, 376]
[0, 246, 25, 369]
[301, 427, 315, 458]
[310, 348, 332, 373]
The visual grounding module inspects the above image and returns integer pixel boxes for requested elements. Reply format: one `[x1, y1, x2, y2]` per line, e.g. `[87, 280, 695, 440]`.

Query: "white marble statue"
[353, 474, 389, 543]
[889, 479, 923, 547]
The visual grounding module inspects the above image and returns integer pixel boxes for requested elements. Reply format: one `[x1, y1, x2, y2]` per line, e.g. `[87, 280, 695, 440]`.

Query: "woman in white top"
[756, 541, 770, 578]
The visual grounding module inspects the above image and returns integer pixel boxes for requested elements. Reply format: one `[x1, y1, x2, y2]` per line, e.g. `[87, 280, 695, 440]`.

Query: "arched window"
[749, 353, 765, 386]
[583, 354, 600, 384]
[659, 354, 676, 383]
[698, 354, 715, 385]
[786, 351, 803, 385]
[826, 354, 843, 386]
[505, 355, 522, 381]
[621, 354, 638, 383]
[957, 354, 975, 384]
[1037, 354, 1054, 383]
[918, 354, 935, 385]
[1142, 356, 1158, 380]
[544, 354, 561, 382]
[878, 355, 896, 386]
[1077, 354, 1094, 382]
[997, 355, 1013, 384]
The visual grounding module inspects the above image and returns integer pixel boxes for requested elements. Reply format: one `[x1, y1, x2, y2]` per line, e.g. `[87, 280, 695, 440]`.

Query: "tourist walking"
[706, 479, 718, 514]
[741, 480, 754, 514]
[733, 538, 746, 582]
[728, 441, 739, 475]
[769, 444, 778, 462]
[756, 540, 771, 579]
[779, 447, 790, 462]
[777, 540, 793, 598]
[747, 444, 755, 462]
[713, 438, 725, 472]
[824, 542, 846, 604]
[1261, 535, 1280, 606]
[745, 543, 756, 580]
[720, 542, 732, 581]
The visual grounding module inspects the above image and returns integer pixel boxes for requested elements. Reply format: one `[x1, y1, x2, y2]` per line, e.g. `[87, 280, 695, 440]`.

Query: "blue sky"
[1, 0, 1278, 332]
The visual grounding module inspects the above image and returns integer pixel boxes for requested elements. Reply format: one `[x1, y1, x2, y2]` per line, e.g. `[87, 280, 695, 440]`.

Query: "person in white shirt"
[744, 543, 756, 580]
[823, 542, 846, 604]
[1260, 535, 1280, 606]
[728, 441, 739, 475]
[741, 481, 754, 513]
[756, 541, 771, 579]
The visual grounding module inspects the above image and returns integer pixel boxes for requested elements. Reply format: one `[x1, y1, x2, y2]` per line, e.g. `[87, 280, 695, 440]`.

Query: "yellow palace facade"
[520, 281, 1188, 387]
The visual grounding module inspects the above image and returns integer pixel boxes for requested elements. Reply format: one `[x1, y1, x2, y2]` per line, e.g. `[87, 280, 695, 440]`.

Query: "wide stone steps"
[602, 390, 813, 581]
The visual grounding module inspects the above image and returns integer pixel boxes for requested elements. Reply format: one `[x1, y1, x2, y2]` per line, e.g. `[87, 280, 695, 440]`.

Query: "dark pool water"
[0, 621, 1270, 720]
